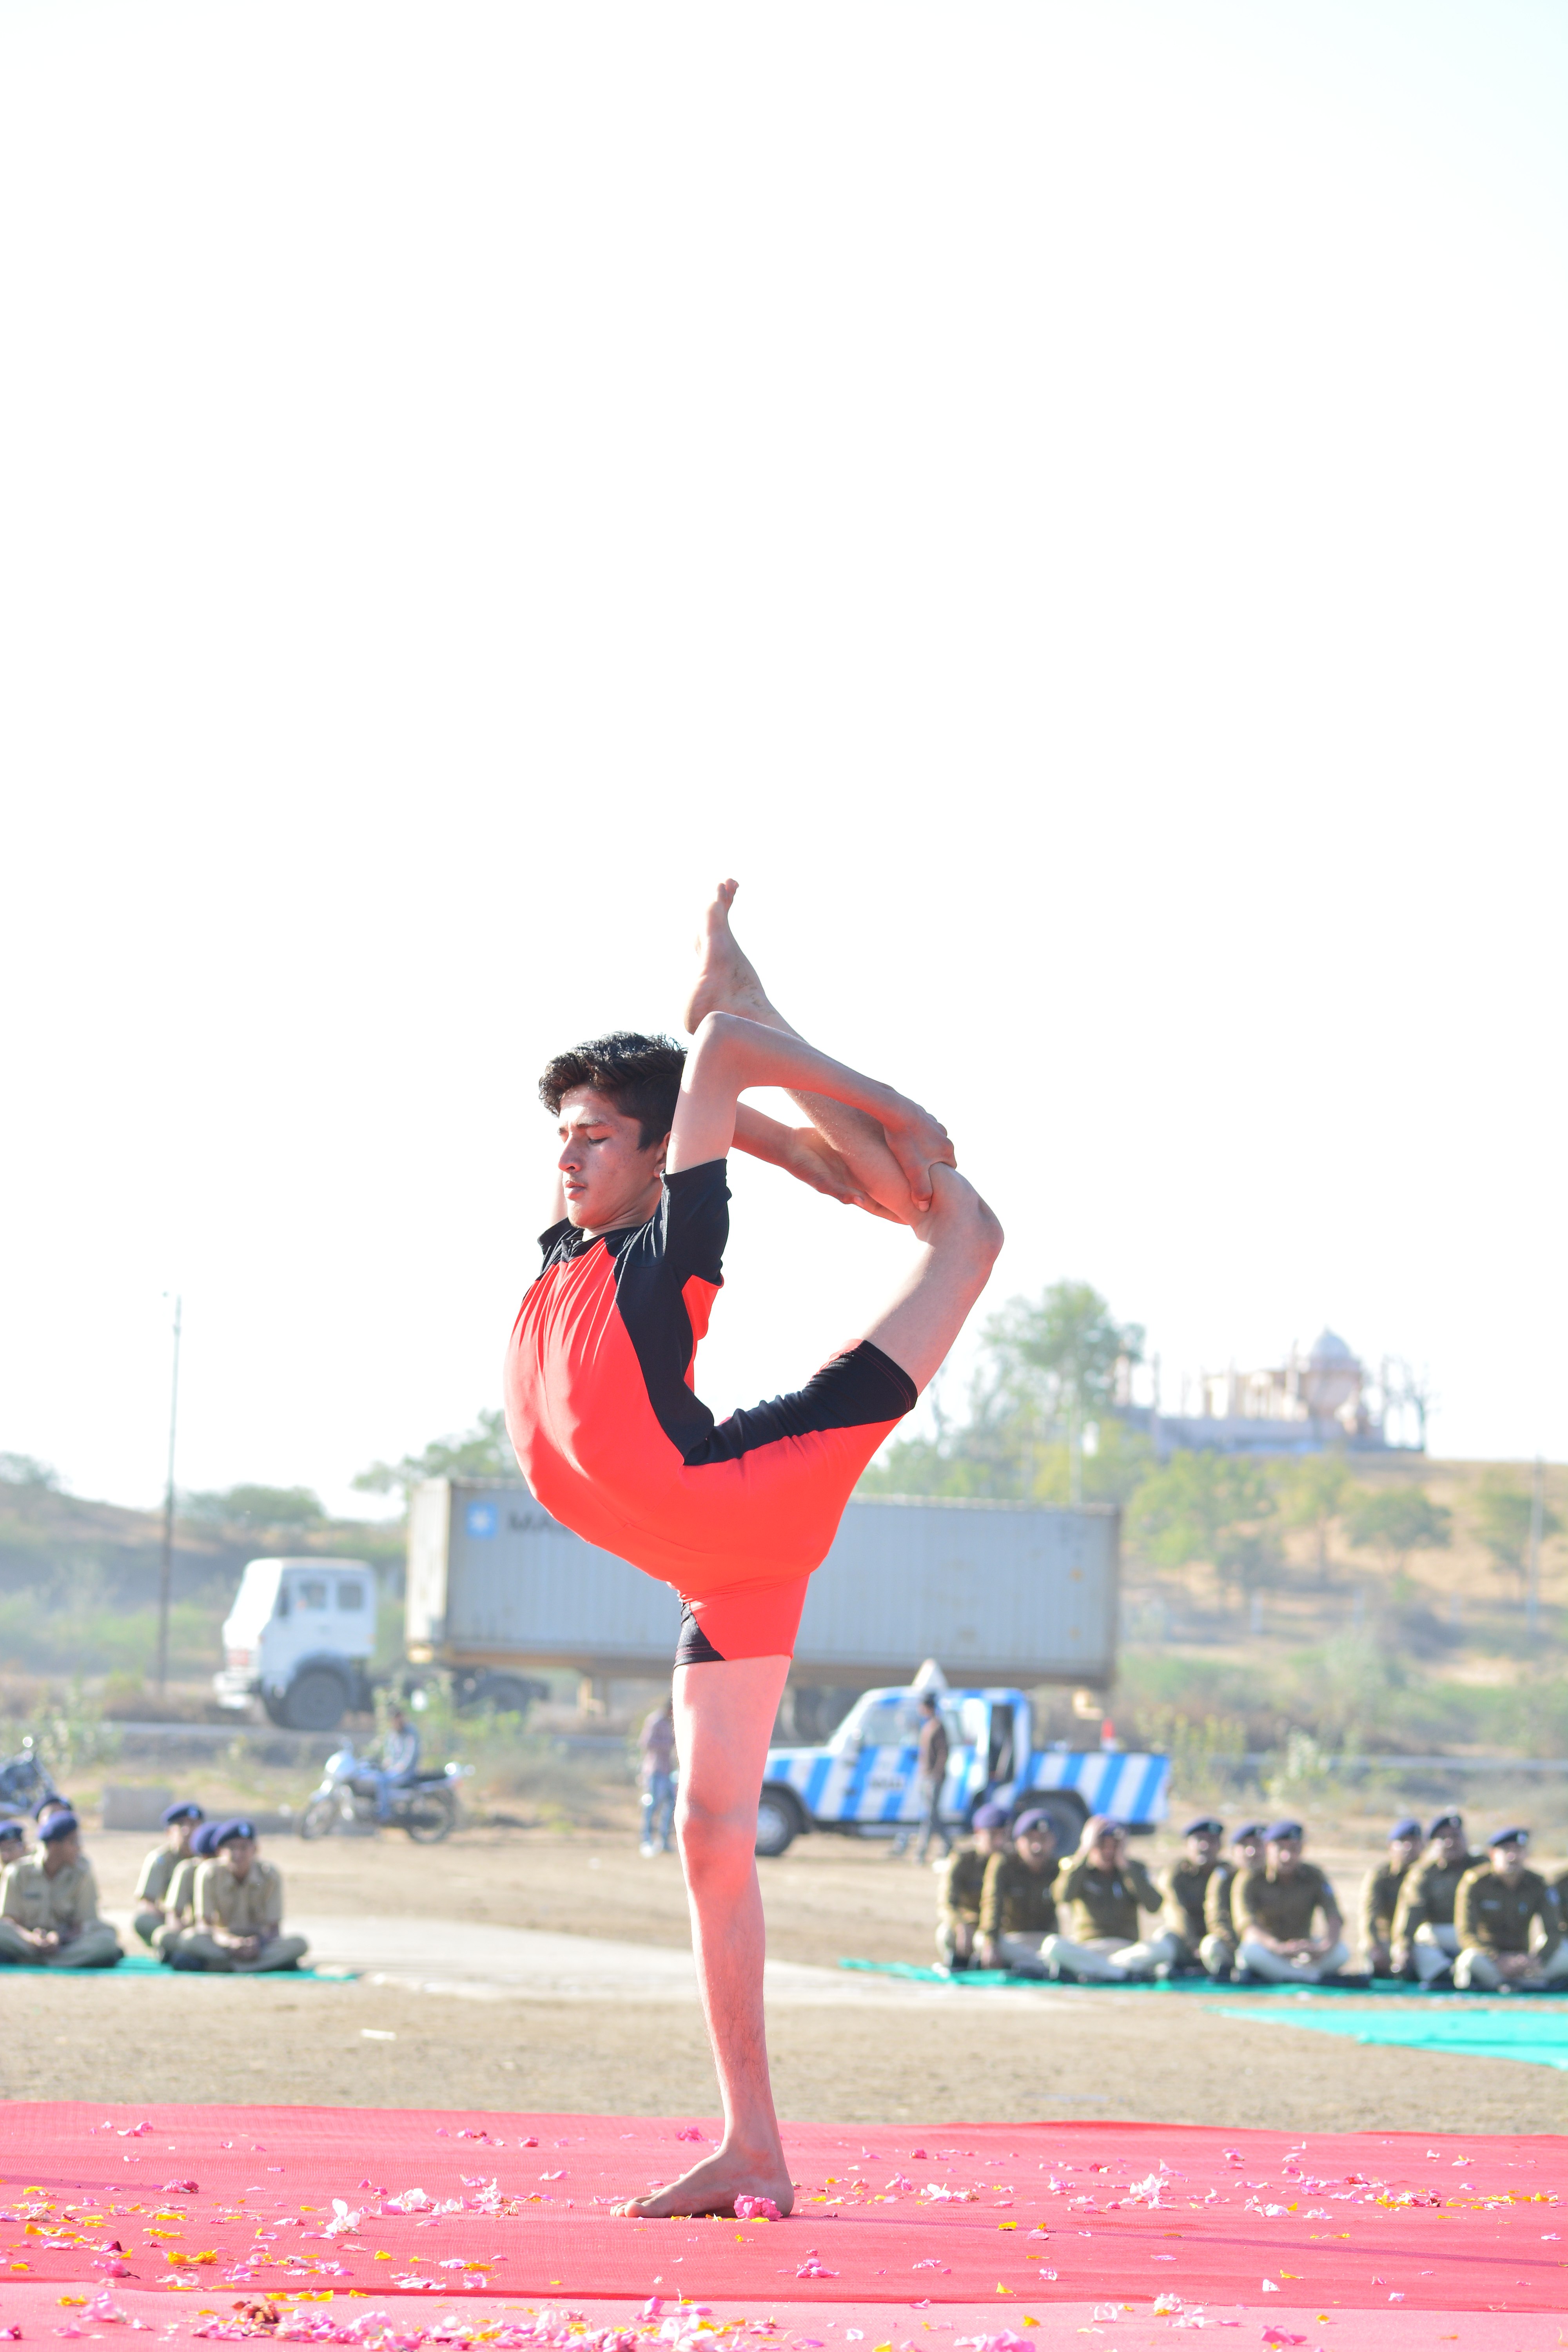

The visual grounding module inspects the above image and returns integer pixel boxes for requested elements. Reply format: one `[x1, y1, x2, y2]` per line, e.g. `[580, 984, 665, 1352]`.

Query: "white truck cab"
[755, 1680, 1170, 1856]
[214, 1557, 377, 1731]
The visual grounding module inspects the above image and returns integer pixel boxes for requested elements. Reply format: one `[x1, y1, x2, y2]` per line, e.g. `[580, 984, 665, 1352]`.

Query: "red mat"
[2, 2107, 1562, 2320]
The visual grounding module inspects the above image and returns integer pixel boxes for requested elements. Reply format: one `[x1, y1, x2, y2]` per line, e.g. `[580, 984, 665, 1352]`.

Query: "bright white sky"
[2, 0, 1564, 1519]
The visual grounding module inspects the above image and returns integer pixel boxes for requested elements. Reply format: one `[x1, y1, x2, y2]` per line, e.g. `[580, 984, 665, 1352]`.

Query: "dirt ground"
[3, 1824, 1564, 2133]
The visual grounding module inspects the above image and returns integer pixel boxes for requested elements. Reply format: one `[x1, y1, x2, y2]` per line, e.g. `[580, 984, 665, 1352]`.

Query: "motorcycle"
[297, 1743, 468, 1842]
[0, 1739, 61, 1817]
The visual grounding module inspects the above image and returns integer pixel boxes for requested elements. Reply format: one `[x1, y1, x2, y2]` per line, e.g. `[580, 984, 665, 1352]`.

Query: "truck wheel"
[1011, 1791, 1086, 1851]
[755, 1788, 802, 1858]
[474, 1676, 537, 1717]
[282, 1669, 348, 1732]
[299, 1795, 339, 1840]
[261, 1691, 291, 1728]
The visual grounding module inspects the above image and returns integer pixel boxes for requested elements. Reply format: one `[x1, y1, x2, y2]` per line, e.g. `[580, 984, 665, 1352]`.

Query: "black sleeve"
[536, 1217, 573, 1265]
[658, 1161, 729, 1286]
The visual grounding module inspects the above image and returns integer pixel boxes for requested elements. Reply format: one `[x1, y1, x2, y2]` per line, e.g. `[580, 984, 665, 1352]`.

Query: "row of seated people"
[939, 1804, 1568, 1989]
[0, 1798, 307, 1972]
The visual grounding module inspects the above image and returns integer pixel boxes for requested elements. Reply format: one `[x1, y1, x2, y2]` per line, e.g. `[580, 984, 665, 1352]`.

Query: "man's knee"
[1453, 1948, 1499, 1991]
[133, 1910, 164, 1949]
[677, 1795, 758, 1887]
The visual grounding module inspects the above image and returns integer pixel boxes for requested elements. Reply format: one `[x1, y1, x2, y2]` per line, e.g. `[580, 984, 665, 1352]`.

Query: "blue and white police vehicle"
[755, 1682, 1170, 1856]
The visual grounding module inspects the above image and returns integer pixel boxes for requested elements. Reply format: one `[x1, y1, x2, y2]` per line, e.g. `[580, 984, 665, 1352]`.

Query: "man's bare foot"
[612, 2142, 795, 2221]
[684, 880, 789, 1034]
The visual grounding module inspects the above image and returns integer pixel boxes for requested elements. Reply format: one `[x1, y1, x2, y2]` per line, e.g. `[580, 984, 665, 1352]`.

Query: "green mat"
[838, 1958, 1416, 1994]
[1217, 2004, 1568, 2069]
[3, 1950, 348, 1980]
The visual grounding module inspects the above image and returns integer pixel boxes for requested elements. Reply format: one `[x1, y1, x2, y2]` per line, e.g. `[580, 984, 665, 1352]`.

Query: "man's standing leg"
[615, 1655, 794, 2219]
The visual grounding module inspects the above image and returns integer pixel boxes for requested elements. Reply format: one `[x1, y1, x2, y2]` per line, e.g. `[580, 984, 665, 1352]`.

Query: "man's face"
[557, 1087, 667, 1234]
[45, 1832, 80, 1870]
[390, 1712, 407, 1732]
[167, 1820, 195, 1854]
[0, 1834, 24, 1867]
[1390, 1833, 1421, 1872]
[1088, 1829, 1122, 1871]
[1233, 1836, 1261, 1872]
[1492, 1842, 1526, 1884]
[1185, 1830, 1220, 1869]
[1432, 1822, 1466, 1865]
[1268, 1835, 1302, 1877]
[223, 1837, 257, 1880]
[1016, 1827, 1054, 1874]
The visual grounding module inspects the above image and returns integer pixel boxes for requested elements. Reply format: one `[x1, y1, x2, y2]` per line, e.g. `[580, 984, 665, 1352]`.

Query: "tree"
[0, 1452, 64, 1490]
[1276, 1453, 1355, 1584]
[1344, 1486, 1452, 1573]
[1127, 1452, 1277, 1595]
[1473, 1470, 1562, 1596]
[183, 1483, 327, 1530]
[353, 1408, 515, 1502]
[984, 1281, 1145, 1421]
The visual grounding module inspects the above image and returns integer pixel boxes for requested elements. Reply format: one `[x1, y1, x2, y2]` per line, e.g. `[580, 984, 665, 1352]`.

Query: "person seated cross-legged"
[1200, 1820, 1262, 1980]
[1158, 1816, 1224, 1975]
[975, 1809, 1059, 1974]
[133, 1800, 205, 1950]
[1390, 1811, 1480, 1989]
[503, 881, 1003, 2219]
[1358, 1814, 1423, 1978]
[168, 1819, 309, 1973]
[1037, 1815, 1176, 1982]
[939, 1802, 1013, 1970]
[1452, 1828, 1568, 1991]
[0, 1810, 121, 1968]
[1235, 1821, 1353, 1985]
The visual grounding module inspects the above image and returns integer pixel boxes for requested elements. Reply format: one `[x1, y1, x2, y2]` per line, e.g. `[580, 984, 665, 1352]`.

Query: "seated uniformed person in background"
[1359, 1814, 1422, 1977]
[0, 1820, 27, 1870]
[169, 1818, 309, 1973]
[133, 1801, 205, 1950]
[1453, 1828, 1568, 1991]
[1391, 1811, 1479, 1988]
[976, 1808, 1061, 1975]
[1236, 1820, 1352, 1984]
[1552, 1858, 1568, 1922]
[938, 1801, 1013, 1969]
[1200, 1819, 1262, 1980]
[154, 1819, 222, 1957]
[0, 1810, 122, 1968]
[1159, 1816, 1223, 1973]
[1037, 1813, 1176, 1983]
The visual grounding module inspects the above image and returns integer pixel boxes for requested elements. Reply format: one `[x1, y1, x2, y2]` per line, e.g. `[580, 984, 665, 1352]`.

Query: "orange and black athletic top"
[502, 1160, 916, 1646]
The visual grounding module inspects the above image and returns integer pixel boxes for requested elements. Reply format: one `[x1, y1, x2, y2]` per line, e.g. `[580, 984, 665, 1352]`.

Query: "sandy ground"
[2, 1826, 1562, 2131]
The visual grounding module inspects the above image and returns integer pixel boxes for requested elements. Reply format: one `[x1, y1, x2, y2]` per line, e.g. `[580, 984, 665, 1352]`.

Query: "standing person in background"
[639, 1697, 678, 1857]
[1359, 1815, 1422, 1977]
[133, 1800, 205, 1949]
[894, 1692, 952, 1860]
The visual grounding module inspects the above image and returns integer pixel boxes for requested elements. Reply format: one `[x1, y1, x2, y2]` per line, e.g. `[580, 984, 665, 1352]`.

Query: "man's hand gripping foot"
[612, 2142, 796, 2221]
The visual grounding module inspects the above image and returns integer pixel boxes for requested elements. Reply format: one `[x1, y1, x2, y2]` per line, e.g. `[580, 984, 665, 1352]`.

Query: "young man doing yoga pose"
[503, 882, 1002, 2218]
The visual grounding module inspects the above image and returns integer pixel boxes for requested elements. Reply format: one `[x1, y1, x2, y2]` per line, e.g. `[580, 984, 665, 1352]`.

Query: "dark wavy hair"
[537, 1031, 687, 1149]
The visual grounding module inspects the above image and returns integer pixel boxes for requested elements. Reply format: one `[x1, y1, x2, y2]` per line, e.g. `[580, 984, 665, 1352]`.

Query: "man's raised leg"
[685, 879, 919, 1221]
[860, 1161, 1004, 1392]
[614, 1654, 795, 2220]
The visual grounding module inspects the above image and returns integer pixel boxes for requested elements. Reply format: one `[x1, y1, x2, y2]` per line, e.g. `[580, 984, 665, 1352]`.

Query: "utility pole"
[1526, 1454, 1544, 1641]
[155, 1296, 182, 1695]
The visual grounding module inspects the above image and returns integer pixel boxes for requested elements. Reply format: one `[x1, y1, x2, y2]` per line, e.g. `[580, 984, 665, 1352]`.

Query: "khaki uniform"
[978, 1850, 1060, 1973]
[1391, 1850, 1481, 1983]
[1038, 1853, 1177, 1983]
[1452, 1864, 1568, 1991]
[1160, 1857, 1218, 1962]
[1236, 1861, 1350, 1983]
[167, 1856, 308, 1973]
[0, 1855, 122, 1968]
[133, 1843, 185, 1949]
[1358, 1858, 1414, 1973]
[1200, 1858, 1248, 1977]
[937, 1842, 990, 1963]
[150, 1853, 203, 1958]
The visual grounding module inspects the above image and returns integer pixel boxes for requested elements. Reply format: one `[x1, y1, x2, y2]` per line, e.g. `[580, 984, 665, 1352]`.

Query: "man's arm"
[731, 1105, 900, 1220]
[670, 1013, 954, 1215]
